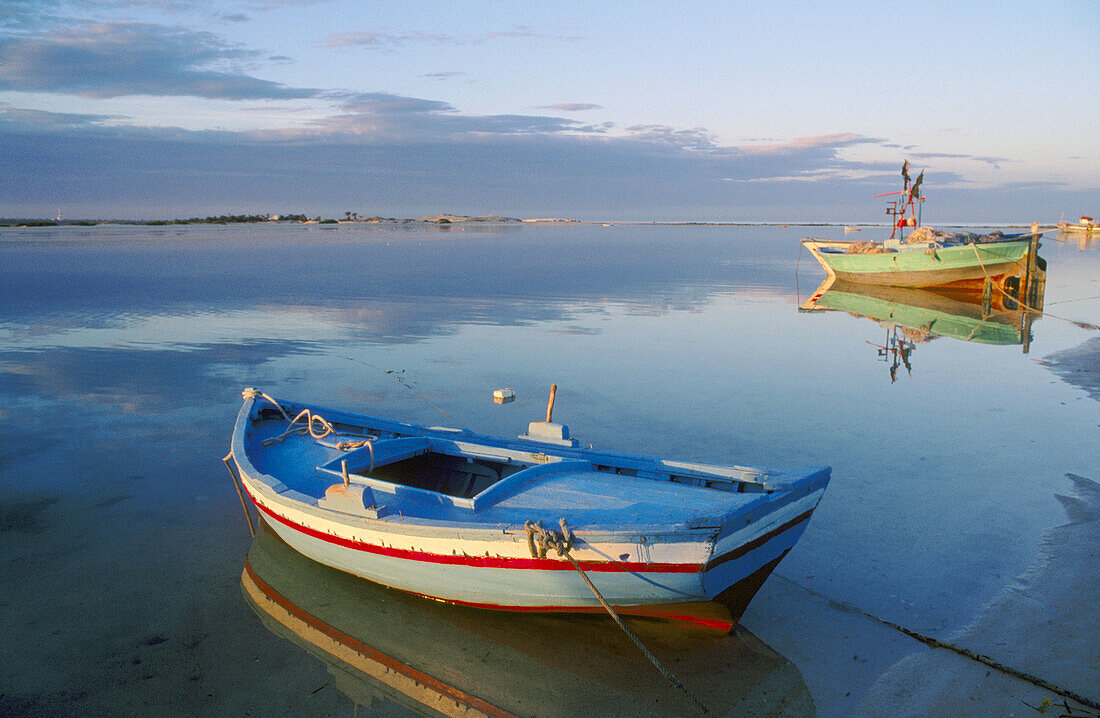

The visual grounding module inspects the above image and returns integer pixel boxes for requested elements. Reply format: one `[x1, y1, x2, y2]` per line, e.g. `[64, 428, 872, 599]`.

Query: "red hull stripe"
[245, 485, 702, 574]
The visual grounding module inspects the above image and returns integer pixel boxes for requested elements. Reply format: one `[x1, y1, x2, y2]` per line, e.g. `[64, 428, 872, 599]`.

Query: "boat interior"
[245, 405, 789, 510]
[348, 450, 524, 500]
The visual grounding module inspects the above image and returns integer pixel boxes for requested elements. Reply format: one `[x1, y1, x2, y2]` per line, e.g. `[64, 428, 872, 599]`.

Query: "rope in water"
[524, 520, 718, 718]
[336, 356, 456, 421]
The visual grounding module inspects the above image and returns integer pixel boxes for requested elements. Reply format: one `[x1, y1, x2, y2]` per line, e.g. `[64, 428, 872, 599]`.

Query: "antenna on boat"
[545, 384, 557, 422]
[880, 162, 925, 240]
[519, 383, 578, 447]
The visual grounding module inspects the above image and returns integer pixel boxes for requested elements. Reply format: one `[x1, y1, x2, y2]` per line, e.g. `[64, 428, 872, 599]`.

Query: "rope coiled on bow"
[524, 518, 573, 558]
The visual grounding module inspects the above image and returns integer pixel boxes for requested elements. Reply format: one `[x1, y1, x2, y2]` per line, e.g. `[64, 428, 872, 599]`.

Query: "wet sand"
[853, 474, 1099, 716]
[739, 336, 1100, 715]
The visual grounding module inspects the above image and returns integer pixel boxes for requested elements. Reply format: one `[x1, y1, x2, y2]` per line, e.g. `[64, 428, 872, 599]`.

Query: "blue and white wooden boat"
[228, 388, 830, 631]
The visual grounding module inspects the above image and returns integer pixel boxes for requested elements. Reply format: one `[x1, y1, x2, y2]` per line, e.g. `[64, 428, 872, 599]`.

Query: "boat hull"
[1058, 223, 1097, 234]
[240, 518, 816, 716]
[240, 477, 824, 629]
[230, 394, 829, 630]
[802, 239, 1031, 288]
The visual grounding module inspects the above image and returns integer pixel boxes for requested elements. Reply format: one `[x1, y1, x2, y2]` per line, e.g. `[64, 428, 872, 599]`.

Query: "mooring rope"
[336, 356, 456, 421]
[969, 244, 1099, 330]
[221, 452, 254, 538]
[243, 390, 379, 448]
[242, 387, 290, 421]
[259, 408, 339, 445]
[524, 519, 718, 717]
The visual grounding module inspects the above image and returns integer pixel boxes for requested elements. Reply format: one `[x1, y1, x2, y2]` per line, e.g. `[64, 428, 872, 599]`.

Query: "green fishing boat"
[802, 162, 1041, 288]
[801, 236, 1035, 288]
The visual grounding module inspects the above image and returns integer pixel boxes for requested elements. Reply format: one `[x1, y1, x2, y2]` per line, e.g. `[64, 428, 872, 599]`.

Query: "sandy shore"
[1039, 336, 1100, 402]
[852, 473, 1099, 716]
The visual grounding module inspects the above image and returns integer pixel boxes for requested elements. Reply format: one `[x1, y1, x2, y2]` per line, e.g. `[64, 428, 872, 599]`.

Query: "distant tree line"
[142, 213, 313, 225]
[177, 214, 281, 224]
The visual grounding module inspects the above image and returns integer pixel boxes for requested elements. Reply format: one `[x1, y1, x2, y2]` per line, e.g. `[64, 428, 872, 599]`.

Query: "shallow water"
[2, 222, 1097, 716]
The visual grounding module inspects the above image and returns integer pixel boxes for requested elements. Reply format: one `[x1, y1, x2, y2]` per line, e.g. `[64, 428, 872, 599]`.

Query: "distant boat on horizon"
[1058, 215, 1096, 234]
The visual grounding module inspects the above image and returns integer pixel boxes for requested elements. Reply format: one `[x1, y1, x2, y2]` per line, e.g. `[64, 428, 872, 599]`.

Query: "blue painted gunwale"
[230, 392, 830, 624]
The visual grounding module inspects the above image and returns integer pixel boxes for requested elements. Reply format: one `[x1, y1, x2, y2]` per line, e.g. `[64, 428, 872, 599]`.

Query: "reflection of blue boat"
[242, 519, 814, 716]
[228, 388, 830, 631]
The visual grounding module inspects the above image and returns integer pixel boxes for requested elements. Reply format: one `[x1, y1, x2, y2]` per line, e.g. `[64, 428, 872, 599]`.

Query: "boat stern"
[700, 466, 830, 623]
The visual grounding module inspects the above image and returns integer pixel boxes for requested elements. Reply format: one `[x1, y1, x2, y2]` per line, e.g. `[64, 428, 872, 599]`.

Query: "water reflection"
[242, 519, 813, 717]
[0, 223, 797, 348]
[1057, 227, 1099, 251]
[799, 275, 1047, 380]
[4, 224, 1099, 717]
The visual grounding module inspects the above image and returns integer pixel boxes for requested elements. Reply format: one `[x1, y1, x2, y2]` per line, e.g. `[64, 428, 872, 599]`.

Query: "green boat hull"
[804, 239, 1031, 288]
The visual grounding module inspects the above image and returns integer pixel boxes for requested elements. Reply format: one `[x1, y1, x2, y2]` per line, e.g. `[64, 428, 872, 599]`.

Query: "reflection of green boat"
[241, 520, 813, 717]
[799, 278, 1039, 346]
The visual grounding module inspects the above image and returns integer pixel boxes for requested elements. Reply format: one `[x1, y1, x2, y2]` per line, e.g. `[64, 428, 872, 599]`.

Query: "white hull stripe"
[247, 486, 703, 575]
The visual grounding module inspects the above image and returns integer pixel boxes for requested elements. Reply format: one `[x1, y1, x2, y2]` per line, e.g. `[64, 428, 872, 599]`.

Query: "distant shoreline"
[0, 212, 1055, 230]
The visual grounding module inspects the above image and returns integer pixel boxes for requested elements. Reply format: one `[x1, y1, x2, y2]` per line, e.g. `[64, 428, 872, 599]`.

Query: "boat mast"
[879, 162, 923, 240]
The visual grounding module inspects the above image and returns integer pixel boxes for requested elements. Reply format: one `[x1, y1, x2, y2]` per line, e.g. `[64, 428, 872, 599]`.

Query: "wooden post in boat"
[1020, 222, 1039, 308]
[545, 384, 557, 422]
[1018, 222, 1041, 355]
[341, 460, 350, 487]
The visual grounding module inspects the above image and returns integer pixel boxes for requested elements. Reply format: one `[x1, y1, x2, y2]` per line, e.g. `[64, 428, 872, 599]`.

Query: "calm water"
[2, 222, 1097, 716]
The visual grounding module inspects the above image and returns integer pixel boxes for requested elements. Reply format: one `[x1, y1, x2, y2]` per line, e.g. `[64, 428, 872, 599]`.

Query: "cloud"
[0, 94, 909, 222]
[0, 0, 57, 30]
[325, 30, 453, 50]
[625, 124, 717, 150]
[0, 87, 1086, 223]
[309, 92, 593, 139]
[339, 92, 456, 115]
[0, 103, 115, 127]
[420, 71, 467, 81]
[324, 24, 576, 51]
[0, 21, 319, 99]
[906, 151, 1009, 169]
[535, 103, 602, 112]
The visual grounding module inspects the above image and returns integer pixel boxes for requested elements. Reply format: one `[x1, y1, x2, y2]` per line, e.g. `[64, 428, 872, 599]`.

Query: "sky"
[1, 1, 1097, 222]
